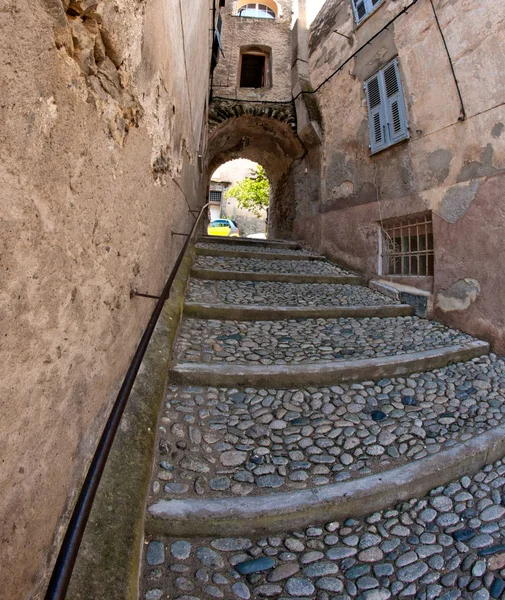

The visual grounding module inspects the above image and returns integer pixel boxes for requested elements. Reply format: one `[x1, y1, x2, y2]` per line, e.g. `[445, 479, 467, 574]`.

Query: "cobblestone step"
[169, 342, 489, 388]
[183, 302, 414, 321]
[140, 240, 501, 600]
[198, 236, 301, 250]
[196, 244, 324, 262]
[191, 268, 363, 285]
[194, 255, 353, 277]
[143, 453, 505, 600]
[174, 315, 480, 366]
[148, 354, 505, 503]
[186, 280, 400, 309]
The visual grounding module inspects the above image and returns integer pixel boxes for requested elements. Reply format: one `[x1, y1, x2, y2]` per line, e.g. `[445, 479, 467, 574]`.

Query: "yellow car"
[207, 219, 240, 237]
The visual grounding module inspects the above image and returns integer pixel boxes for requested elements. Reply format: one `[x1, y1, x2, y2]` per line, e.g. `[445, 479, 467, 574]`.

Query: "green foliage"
[225, 165, 270, 219]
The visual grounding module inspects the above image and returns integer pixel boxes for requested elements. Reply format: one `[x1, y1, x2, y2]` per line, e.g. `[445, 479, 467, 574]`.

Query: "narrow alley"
[2, 0, 505, 599]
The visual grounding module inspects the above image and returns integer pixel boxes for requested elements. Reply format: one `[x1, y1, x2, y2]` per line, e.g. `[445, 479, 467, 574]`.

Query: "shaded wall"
[293, 0, 505, 351]
[0, 0, 212, 597]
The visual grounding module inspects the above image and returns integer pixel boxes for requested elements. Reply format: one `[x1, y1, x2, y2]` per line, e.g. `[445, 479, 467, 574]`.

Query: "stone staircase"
[140, 237, 505, 600]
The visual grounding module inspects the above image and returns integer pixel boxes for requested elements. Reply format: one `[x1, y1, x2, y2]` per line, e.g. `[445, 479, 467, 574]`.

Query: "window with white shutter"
[351, 0, 385, 25]
[365, 59, 409, 154]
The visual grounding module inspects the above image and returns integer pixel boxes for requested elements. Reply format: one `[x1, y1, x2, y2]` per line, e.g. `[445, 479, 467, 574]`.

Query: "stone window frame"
[238, 46, 273, 89]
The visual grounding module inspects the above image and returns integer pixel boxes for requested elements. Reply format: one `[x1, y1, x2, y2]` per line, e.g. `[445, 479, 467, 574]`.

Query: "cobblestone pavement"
[196, 243, 316, 256]
[174, 317, 475, 365]
[193, 256, 353, 276]
[186, 280, 398, 307]
[143, 456, 505, 600]
[141, 242, 501, 600]
[149, 355, 505, 501]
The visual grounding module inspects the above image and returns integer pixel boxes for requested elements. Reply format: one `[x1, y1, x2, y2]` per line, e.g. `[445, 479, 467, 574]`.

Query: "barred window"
[209, 190, 223, 203]
[381, 213, 434, 276]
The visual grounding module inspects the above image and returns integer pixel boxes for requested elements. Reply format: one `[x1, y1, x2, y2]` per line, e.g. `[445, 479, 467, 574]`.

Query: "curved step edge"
[197, 236, 300, 250]
[190, 268, 363, 285]
[146, 422, 505, 538]
[169, 341, 489, 388]
[196, 247, 325, 261]
[183, 302, 414, 320]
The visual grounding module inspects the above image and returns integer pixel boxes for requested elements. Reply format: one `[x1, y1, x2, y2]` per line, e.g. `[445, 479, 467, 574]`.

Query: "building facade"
[291, 0, 505, 352]
[210, 158, 268, 236]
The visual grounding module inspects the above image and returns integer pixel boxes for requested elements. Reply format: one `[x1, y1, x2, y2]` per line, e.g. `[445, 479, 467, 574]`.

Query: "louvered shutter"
[382, 59, 409, 144]
[352, 0, 367, 23]
[366, 74, 387, 153]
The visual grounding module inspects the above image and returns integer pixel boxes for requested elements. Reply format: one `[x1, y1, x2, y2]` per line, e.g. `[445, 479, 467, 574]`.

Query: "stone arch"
[206, 105, 304, 239]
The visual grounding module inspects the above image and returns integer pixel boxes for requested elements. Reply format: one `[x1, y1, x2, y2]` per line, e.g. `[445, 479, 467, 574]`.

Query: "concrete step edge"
[145, 422, 505, 537]
[168, 341, 490, 388]
[195, 247, 324, 261]
[183, 302, 415, 321]
[190, 268, 363, 285]
[198, 236, 300, 249]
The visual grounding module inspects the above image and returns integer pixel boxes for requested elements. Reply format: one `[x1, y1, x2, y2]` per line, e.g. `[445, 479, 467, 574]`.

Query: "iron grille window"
[351, 0, 384, 24]
[365, 58, 409, 154]
[209, 190, 223, 203]
[238, 3, 276, 18]
[381, 213, 434, 276]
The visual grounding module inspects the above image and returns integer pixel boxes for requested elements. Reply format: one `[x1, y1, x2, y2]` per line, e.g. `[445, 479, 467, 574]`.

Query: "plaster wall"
[213, 0, 293, 102]
[293, 0, 505, 351]
[0, 0, 212, 597]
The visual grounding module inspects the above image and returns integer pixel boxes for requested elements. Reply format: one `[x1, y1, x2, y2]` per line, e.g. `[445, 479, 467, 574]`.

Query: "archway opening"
[209, 159, 269, 239]
[206, 109, 304, 239]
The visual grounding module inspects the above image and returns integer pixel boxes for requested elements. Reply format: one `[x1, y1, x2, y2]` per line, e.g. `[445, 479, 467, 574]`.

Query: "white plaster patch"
[437, 278, 481, 313]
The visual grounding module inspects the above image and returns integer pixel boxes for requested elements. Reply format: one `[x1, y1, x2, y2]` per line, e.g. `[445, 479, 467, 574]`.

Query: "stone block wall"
[213, 0, 293, 102]
[292, 0, 505, 352]
[0, 0, 213, 597]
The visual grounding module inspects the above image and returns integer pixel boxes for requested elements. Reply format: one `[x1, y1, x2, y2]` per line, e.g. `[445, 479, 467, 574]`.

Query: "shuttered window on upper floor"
[365, 59, 409, 154]
[351, 0, 384, 25]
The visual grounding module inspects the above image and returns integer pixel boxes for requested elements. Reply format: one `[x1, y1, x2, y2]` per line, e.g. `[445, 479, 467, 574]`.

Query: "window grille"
[351, 0, 384, 25]
[365, 58, 409, 154]
[209, 190, 223, 203]
[238, 3, 276, 18]
[381, 213, 434, 276]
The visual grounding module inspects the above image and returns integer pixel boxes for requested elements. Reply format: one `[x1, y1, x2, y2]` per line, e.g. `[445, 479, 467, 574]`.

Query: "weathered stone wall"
[213, 0, 293, 102]
[293, 0, 505, 351]
[0, 0, 213, 597]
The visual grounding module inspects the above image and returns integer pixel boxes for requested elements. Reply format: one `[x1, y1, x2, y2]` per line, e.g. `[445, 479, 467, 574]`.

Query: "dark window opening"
[240, 54, 266, 88]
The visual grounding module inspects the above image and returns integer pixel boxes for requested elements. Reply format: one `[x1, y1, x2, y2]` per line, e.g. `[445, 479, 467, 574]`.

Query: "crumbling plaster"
[0, 0, 212, 597]
[292, 0, 505, 352]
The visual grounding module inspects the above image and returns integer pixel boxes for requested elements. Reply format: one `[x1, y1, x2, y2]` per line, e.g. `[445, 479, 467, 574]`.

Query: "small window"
[240, 53, 266, 88]
[381, 213, 434, 276]
[209, 190, 223, 203]
[365, 58, 409, 154]
[351, 0, 384, 25]
[238, 3, 276, 18]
